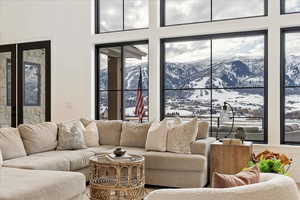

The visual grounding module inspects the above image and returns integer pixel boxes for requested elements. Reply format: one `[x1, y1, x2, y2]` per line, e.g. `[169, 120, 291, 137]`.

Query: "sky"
[285, 0, 300, 12]
[166, 35, 265, 63]
[286, 32, 300, 57]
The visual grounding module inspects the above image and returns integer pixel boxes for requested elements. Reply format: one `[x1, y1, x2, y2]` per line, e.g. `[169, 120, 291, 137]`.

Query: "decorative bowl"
[113, 147, 126, 157]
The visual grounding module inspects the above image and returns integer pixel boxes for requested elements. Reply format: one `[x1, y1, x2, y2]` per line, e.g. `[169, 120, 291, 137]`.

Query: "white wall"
[1, 0, 300, 182]
[0, 0, 94, 122]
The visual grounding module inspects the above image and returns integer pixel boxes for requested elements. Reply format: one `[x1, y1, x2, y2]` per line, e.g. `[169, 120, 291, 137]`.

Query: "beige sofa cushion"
[86, 145, 116, 154]
[33, 149, 95, 171]
[0, 128, 27, 160]
[0, 167, 86, 200]
[120, 122, 152, 148]
[145, 151, 206, 172]
[197, 121, 209, 139]
[98, 120, 123, 145]
[190, 137, 216, 157]
[18, 122, 58, 155]
[122, 147, 146, 156]
[83, 122, 99, 147]
[166, 118, 198, 154]
[146, 119, 168, 152]
[3, 155, 70, 171]
[57, 120, 87, 150]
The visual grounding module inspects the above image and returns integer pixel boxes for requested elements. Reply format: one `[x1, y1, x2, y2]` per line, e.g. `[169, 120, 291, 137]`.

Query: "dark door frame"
[0, 44, 17, 127]
[17, 41, 51, 124]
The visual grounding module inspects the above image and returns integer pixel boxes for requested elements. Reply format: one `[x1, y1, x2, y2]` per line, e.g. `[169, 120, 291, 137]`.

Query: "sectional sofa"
[0, 119, 216, 200]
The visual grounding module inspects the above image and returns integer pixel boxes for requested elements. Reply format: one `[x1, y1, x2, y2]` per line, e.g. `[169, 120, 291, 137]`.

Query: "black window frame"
[17, 41, 51, 125]
[95, 40, 150, 121]
[280, 27, 300, 145]
[95, 0, 149, 34]
[160, 30, 268, 144]
[281, 0, 300, 15]
[161, 0, 268, 27]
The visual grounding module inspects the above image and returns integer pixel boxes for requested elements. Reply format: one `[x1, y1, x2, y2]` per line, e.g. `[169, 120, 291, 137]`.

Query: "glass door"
[18, 41, 51, 124]
[0, 45, 17, 127]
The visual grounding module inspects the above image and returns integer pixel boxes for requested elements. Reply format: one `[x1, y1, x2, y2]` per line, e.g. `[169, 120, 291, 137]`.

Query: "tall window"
[161, 31, 267, 143]
[281, 0, 300, 14]
[281, 28, 300, 144]
[162, 0, 266, 26]
[95, 41, 149, 121]
[96, 0, 149, 33]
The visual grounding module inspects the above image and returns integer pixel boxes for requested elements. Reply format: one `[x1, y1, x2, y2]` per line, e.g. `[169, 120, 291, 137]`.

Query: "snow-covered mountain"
[99, 56, 299, 118]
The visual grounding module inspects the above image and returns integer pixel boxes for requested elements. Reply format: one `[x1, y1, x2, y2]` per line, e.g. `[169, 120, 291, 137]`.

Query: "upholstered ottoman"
[0, 167, 86, 200]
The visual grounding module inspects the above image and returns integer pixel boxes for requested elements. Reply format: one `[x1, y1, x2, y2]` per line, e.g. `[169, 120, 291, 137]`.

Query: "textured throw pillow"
[197, 121, 209, 139]
[84, 122, 99, 147]
[80, 118, 92, 127]
[0, 128, 27, 160]
[57, 120, 87, 150]
[166, 118, 198, 154]
[98, 120, 123, 146]
[18, 122, 58, 155]
[145, 119, 168, 152]
[120, 122, 152, 148]
[212, 165, 260, 188]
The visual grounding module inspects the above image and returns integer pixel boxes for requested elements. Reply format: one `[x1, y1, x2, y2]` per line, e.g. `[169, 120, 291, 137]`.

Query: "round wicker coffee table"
[89, 154, 145, 200]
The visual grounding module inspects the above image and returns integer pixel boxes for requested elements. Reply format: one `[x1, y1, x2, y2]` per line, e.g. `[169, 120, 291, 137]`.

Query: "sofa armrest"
[190, 137, 216, 157]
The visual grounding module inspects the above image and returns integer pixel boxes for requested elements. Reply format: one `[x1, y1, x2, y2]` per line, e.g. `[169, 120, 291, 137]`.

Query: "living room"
[0, 0, 300, 199]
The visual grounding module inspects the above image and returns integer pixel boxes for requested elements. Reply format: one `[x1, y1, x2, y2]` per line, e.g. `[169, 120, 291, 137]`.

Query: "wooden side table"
[210, 141, 253, 181]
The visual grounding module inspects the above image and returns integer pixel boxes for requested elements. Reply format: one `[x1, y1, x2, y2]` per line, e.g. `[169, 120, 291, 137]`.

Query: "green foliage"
[248, 158, 286, 175]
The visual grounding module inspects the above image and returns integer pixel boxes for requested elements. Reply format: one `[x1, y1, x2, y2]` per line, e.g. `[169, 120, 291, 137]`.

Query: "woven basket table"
[89, 154, 145, 200]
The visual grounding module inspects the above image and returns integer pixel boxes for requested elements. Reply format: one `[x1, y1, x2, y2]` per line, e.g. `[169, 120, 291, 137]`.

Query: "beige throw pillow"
[57, 120, 87, 150]
[145, 119, 168, 152]
[0, 128, 27, 160]
[80, 118, 123, 146]
[18, 122, 58, 155]
[84, 122, 99, 147]
[98, 120, 123, 146]
[120, 122, 152, 148]
[197, 121, 209, 139]
[166, 118, 198, 154]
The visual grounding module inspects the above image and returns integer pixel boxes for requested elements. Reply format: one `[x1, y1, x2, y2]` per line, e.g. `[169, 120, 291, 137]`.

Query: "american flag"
[135, 67, 145, 122]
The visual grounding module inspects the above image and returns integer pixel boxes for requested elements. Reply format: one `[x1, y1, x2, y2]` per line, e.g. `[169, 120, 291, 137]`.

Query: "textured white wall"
[1, 0, 300, 182]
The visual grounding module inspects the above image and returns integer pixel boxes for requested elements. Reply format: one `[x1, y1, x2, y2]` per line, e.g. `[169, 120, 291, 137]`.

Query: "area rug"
[83, 186, 157, 200]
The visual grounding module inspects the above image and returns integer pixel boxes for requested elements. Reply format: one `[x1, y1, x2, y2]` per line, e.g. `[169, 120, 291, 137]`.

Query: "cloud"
[165, 35, 264, 63]
[212, 0, 264, 20]
[100, 0, 148, 31]
[285, 0, 300, 12]
[286, 32, 300, 56]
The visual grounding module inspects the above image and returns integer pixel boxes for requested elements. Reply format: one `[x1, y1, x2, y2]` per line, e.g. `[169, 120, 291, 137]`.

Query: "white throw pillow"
[145, 119, 168, 152]
[57, 120, 87, 150]
[166, 118, 198, 154]
[84, 122, 99, 147]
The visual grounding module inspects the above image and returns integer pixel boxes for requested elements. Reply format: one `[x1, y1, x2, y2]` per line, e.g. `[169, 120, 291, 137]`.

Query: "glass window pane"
[124, 0, 149, 29]
[212, 88, 264, 118]
[99, 0, 123, 32]
[212, 0, 265, 20]
[285, 88, 300, 142]
[164, 89, 211, 118]
[124, 90, 148, 121]
[22, 49, 45, 124]
[99, 91, 123, 120]
[212, 35, 265, 88]
[0, 52, 12, 127]
[285, 0, 300, 13]
[165, 0, 211, 26]
[212, 88, 264, 141]
[99, 47, 122, 90]
[285, 32, 300, 87]
[124, 44, 148, 90]
[165, 40, 211, 89]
